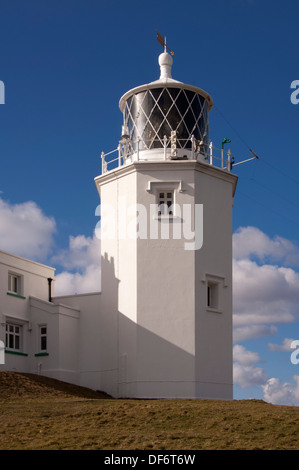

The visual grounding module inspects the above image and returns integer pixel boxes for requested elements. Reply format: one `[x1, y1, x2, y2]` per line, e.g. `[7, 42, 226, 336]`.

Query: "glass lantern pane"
[157, 89, 174, 115]
[184, 89, 196, 103]
[167, 88, 180, 101]
[141, 91, 157, 118]
[150, 88, 164, 102]
[174, 90, 189, 117]
[183, 108, 196, 135]
[157, 120, 172, 143]
[151, 106, 164, 132]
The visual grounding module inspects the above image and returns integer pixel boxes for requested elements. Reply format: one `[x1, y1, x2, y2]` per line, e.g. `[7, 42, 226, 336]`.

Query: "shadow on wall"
[100, 253, 232, 400]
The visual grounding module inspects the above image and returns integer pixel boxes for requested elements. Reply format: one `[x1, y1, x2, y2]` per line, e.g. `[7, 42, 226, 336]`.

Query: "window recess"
[158, 191, 174, 216]
[8, 273, 21, 294]
[202, 274, 227, 313]
[5, 323, 22, 351]
[207, 281, 219, 309]
[39, 325, 48, 352]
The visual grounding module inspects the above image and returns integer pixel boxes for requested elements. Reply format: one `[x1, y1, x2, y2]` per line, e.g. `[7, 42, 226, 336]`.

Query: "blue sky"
[1, 0, 299, 405]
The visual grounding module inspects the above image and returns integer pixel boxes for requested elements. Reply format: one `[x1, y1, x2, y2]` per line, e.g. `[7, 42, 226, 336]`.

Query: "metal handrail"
[100, 136, 233, 174]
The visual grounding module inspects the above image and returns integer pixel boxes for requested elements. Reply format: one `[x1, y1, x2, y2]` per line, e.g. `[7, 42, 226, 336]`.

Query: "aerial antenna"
[232, 154, 258, 167]
[219, 137, 258, 169]
[249, 149, 259, 159]
[156, 30, 174, 56]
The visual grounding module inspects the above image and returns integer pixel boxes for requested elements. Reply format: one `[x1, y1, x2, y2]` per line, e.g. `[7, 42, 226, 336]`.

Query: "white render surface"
[94, 159, 237, 399]
[53, 292, 102, 391]
[0, 250, 55, 374]
[0, 250, 103, 389]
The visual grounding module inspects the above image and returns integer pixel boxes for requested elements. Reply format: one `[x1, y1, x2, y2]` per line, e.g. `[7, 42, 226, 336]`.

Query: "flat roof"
[0, 249, 55, 271]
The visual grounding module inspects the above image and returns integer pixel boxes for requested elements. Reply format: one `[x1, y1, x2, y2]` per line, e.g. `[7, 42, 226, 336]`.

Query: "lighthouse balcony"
[100, 136, 233, 175]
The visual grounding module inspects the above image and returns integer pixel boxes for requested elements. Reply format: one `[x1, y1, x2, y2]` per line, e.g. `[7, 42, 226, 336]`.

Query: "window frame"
[154, 184, 178, 219]
[157, 189, 174, 217]
[8, 272, 22, 296]
[203, 274, 227, 314]
[146, 180, 185, 221]
[39, 325, 48, 353]
[5, 322, 23, 352]
[207, 281, 219, 310]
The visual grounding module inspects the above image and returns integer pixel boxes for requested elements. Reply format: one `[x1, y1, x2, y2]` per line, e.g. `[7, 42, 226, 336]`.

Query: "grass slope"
[0, 371, 298, 450]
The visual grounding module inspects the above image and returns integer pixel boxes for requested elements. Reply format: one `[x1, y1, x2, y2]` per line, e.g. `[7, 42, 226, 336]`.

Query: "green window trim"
[7, 292, 26, 300]
[5, 350, 28, 357]
[34, 352, 49, 357]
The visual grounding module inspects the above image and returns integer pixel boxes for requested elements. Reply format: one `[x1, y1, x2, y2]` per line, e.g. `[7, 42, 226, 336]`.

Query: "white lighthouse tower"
[94, 44, 238, 399]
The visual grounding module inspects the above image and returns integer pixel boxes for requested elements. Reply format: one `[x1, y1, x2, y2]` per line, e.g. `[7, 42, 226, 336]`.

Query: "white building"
[0, 248, 104, 388]
[0, 49, 238, 399]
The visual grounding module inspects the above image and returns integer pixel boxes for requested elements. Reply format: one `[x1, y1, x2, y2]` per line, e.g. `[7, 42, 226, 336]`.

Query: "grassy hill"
[0, 371, 298, 450]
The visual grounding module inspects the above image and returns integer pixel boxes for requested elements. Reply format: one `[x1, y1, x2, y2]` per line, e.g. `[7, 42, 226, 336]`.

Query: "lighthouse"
[94, 44, 238, 399]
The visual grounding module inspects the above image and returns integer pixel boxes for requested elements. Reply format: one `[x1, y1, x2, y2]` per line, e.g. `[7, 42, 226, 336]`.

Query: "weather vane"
[156, 30, 174, 56]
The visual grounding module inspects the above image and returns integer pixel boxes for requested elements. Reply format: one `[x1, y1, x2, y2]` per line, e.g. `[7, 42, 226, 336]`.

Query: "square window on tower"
[207, 281, 219, 309]
[204, 274, 226, 313]
[158, 190, 174, 216]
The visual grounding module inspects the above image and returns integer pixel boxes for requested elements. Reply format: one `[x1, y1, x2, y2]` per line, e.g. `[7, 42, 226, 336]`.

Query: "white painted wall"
[194, 166, 235, 399]
[53, 292, 102, 391]
[0, 250, 55, 373]
[95, 159, 237, 399]
[97, 169, 138, 397]
[135, 164, 196, 398]
[0, 251, 81, 386]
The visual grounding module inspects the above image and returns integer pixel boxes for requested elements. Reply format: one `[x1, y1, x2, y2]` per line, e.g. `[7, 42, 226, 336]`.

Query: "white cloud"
[232, 228, 299, 404]
[54, 263, 101, 296]
[233, 258, 299, 327]
[234, 363, 268, 389]
[0, 195, 101, 296]
[268, 338, 295, 352]
[233, 325, 277, 343]
[233, 344, 261, 366]
[52, 233, 101, 271]
[262, 376, 299, 406]
[0, 197, 56, 261]
[53, 233, 101, 296]
[233, 345, 299, 406]
[233, 345, 268, 389]
[232, 227, 299, 342]
[233, 226, 299, 266]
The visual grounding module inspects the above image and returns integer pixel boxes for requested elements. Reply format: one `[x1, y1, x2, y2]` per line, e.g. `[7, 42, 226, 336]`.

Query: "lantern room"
[118, 51, 213, 161]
